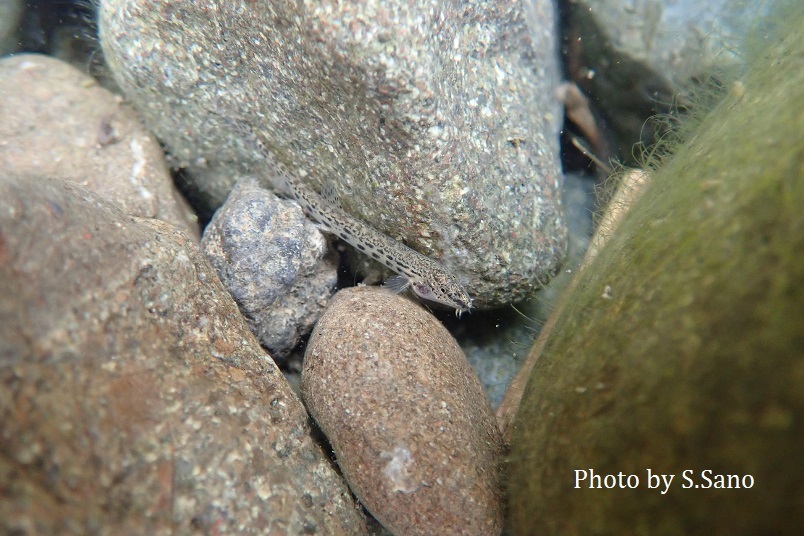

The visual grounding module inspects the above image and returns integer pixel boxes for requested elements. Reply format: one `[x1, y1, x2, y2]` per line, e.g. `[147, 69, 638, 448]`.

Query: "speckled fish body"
[274, 170, 473, 316]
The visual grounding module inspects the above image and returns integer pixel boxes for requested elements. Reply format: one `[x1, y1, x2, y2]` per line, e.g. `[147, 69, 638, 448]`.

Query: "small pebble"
[201, 178, 338, 360]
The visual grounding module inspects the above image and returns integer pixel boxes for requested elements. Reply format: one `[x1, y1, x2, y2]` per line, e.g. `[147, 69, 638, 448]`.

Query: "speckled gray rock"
[0, 0, 23, 56]
[0, 54, 199, 239]
[302, 287, 504, 536]
[98, 0, 567, 308]
[0, 175, 369, 535]
[201, 177, 338, 360]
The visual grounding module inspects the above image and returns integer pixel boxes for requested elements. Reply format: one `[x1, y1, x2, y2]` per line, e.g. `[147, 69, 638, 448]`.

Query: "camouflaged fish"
[273, 168, 473, 316]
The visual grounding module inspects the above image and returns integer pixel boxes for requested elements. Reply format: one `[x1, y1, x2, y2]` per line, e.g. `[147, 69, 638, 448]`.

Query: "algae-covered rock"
[507, 16, 803, 536]
[562, 0, 778, 166]
[0, 0, 23, 56]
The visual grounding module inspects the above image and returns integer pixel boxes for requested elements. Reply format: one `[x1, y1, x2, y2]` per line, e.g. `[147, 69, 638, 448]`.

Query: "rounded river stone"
[0, 175, 368, 535]
[302, 286, 504, 535]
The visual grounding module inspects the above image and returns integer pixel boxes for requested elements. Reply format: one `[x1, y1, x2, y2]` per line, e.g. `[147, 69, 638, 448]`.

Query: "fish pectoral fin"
[271, 169, 294, 197]
[384, 274, 411, 294]
[313, 221, 333, 234]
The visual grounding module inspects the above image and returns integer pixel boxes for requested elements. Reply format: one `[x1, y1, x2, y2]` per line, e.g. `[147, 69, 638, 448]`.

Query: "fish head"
[411, 272, 473, 317]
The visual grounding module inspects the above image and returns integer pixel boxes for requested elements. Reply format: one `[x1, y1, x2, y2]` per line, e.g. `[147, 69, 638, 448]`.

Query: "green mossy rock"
[507, 16, 803, 536]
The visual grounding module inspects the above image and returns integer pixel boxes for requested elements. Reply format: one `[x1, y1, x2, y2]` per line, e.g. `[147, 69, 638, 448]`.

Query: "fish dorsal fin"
[320, 184, 342, 209]
[384, 274, 410, 294]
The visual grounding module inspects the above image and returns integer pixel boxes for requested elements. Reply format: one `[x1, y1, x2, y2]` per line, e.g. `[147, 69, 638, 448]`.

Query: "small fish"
[272, 167, 473, 316]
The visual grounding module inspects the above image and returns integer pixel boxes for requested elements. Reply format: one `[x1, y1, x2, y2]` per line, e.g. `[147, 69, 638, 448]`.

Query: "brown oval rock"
[301, 287, 503, 535]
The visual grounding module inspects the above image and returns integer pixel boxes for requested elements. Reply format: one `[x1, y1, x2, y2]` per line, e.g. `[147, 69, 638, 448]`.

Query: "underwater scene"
[1, 0, 801, 534]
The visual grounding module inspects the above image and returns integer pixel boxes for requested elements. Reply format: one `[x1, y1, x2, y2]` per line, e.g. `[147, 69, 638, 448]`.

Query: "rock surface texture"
[98, 0, 567, 308]
[0, 176, 369, 535]
[507, 17, 804, 535]
[0, 54, 198, 238]
[302, 287, 504, 535]
[201, 178, 338, 360]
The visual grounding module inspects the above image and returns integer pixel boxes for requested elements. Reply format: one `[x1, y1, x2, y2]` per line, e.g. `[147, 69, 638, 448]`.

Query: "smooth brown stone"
[302, 287, 503, 536]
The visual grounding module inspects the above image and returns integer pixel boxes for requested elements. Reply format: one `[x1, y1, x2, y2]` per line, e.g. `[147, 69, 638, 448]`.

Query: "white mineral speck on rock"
[383, 446, 418, 493]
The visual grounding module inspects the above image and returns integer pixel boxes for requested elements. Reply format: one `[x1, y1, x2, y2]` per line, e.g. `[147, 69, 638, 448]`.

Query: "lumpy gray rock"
[98, 0, 567, 308]
[0, 175, 369, 535]
[201, 178, 338, 360]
